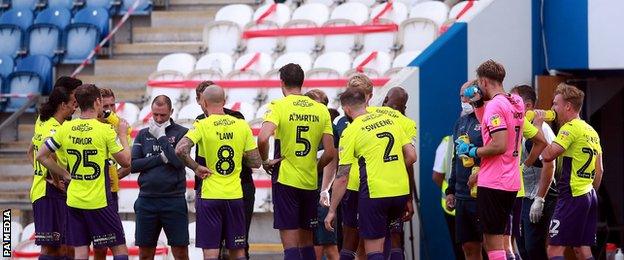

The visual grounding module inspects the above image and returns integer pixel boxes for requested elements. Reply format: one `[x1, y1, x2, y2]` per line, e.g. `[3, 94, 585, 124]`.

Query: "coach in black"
[193, 80, 256, 259]
[131, 95, 190, 260]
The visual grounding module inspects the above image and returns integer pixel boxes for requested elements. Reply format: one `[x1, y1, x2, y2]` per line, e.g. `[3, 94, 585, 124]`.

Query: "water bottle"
[607, 243, 617, 260]
[525, 110, 556, 122]
[103, 110, 132, 137]
[615, 248, 624, 260]
[470, 166, 479, 198]
[458, 134, 474, 167]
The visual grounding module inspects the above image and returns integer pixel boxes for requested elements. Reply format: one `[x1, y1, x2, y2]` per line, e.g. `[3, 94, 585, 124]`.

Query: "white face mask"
[461, 102, 474, 115]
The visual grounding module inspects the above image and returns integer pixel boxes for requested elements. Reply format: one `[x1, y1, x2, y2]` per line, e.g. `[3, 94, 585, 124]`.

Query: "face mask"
[461, 102, 474, 115]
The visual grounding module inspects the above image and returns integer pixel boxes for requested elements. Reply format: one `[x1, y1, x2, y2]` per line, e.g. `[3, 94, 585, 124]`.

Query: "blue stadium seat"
[0, 55, 14, 78]
[11, 0, 38, 11]
[47, 0, 75, 10]
[28, 8, 70, 62]
[119, 0, 151, 15]
[2, 55, 50, 111]
[62, 7, 108, 64]
[0, 9, 33, 57]
[84, 0, 115, 14]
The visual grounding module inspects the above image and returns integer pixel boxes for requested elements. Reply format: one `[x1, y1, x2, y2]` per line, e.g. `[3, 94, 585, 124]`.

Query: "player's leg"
[387, 196, 409, 260]
[87, 205, 128, 258]
[160, 197, 190, 260]
[323, 244, 340, 260]
[33, 197, 63, 258]
[273, 183, 303, 259]
[65, 207, 91, 260]
[573, 189, 599, 260]
[196, 199, 225, 260]
[548, 191, 593, 260]
[242, 182, 256, 259]
[477, 187, 516, 260]
[299, 188, 319, 260]
[358, 196, 390, 260]
[456, 199, 483, 260]
[135, 197, 162, 259]
[547, 245, 566, 259]
[314, 203, 339, 260]
[340, 190, 360, 260]
[224, 199, 248, 260]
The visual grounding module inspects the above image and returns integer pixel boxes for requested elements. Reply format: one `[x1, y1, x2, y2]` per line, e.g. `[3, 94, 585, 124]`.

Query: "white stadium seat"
[347, 51, 392, 78]
[196, 52, 234, 75]
[292, 3, 330, 26]
[320, 19, 360, 53]
[399, 18, 438, 52]
[147, 71, 186, 107]
[252, 3, 292, 27]
[156, 53, 196, 76]
[215, 4, 254, 29]
[307, 0, 336, 7]
[449, 1, 483, 20]
[117, 188, 139, 213]
[122, 220, 136, 245]
[233, 52, 273, 76]
[283, 20, 321, 53]
[347, 0, 377, 8]
[396, 0, 423, 7]
[410, 1, 449, 27]
[225, 101, 256, 121]
[361, 19, 398, 53]
[11, 221, 23, 249]
[21, 222, 35, 242]
[330, 2, 369, 25]
[244, 22, 282, 54]
[314, 51, 353, 75]
[177, 103, 203, 122]
[203, 22, 242, 55]
[115, 102, 140, 126]
[385, 50, 422, 77]
[305, 69, 344, 109]
[264, 52, 314, 102]
[370, 1, 409, 25]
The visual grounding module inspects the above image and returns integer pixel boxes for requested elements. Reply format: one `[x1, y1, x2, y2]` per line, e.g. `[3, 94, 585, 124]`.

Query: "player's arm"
[541, 143, 565, 162]
[131, 133, 164, 172]
[317, 133, 337, 171]
[476, 130, 507, 157]
[523, 117, 547, 166]
[112, 121, 131, 168]
[535, 159, 555, 198]
[321, 156, 337, 192]
[258, 122, 276, 163]
[593, 153, 604, 191]
[27, 142, 34, 165]
[175, 137, 200, 171]
[243, 148, 262, 168]
[36, 143, 70, 182]
[325, 164, 350, 231]
[118, 167, 131, 179]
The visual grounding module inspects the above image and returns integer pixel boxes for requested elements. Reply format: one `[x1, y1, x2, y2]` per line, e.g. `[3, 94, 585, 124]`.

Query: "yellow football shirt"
[46, 118, 123, 209]
[553, 118, 602, 197]
[263, 95, 333, 190]
[345, 106, 417, 191]
[517, 118, 539, 197]
[339, 113, 411, 198]
[186, 114, 257, 199]
[30, 116, 61, 203]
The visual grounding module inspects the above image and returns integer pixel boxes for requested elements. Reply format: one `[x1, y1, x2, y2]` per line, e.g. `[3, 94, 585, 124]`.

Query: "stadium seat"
[0, 9, 33, 57]
[186, 69, 223, 82]
[282, 20, 321, 54]
[398, 18, 437, 52]
[11, 221, 22, 250]
[347, 51, 392, 78]
[410, 1, 449, 27]
[329, 2, 369, 25]
[449, 1, 482, 20]
[305, 69, 343, 109]
[15, 54, 52, 91]
[0, 55, 14, 79]
[84, 0, 113, 12]
[225, 70, 263, 105]
[192, 52, 233, 79]
[254, 103, 269, 120]
[10, 0, 37, 11]
[28, 8, 71, 62]
[117, 187, 139, 213]
[307, 0, 336, 6]
[321, 19, 360, 53]
[313, 51, 352, 75]
[370, 1, 408, 25]
[361, 19, 398, 53]
[215, 4, 254, 29]
[115, 101, 140, 126]
[177, 103, 202, 123]
[225, 101, 255, 122]
[252, 3, 291, 27]
[47, 0, 74, 10]
[292, 3, 330, 26]
[62, 7, 110, 64]
[121, 220, 136, 245]
[347, 0, 376, 7]
[156, 53, 196, 76]
[385, 50, 421, 76]
[147, 71, 186, 107]
[244, 22, 281, 54]
[21, 222, 35, 242]
[233, 52, 273, 76]
[396, 0, 421, 7]
[203, 21, 242, 55]
[119, 0, 152, 15]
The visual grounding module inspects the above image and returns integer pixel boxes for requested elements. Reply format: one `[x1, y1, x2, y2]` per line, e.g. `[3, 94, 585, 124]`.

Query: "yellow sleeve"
[338, 126, 357, 165]
[522, 118, 538, 139]
[553, 123, 575, 150]
[185, 122, 202, 144]
[322, 108, 333, 135]
[263, 101, 281, 127]
[47, 123, 66, 151]
[243, 123, 257, 152]
[402, 117, 417, 140]
[105, 124, 123, 155]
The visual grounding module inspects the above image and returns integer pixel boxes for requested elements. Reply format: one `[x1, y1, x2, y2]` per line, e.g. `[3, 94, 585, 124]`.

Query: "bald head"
[382, 87, 408, 114]
[202, 85, 225, 105]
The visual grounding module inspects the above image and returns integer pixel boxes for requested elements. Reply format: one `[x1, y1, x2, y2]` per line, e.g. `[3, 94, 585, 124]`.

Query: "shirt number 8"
[216, 145, 235, 175]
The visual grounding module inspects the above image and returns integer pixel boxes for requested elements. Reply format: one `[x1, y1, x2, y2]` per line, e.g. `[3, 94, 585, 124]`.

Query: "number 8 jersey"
[46, 118, 123, 209]
[186, 114, 257, 199]
[553, 118, 602, 198]
[263, 95, 333, 190]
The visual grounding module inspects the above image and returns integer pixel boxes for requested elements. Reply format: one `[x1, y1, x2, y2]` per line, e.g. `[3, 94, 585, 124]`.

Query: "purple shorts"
[66, 204, 126, 248]
[549, 189, 597, 247]
[341, 190, 359, 228]
[32, 195, 67, 246]
[504, 198, 522, 236]
[272, 182, 319, 230]
[358, 195, 408, 239]
[196, 198, 246, 249]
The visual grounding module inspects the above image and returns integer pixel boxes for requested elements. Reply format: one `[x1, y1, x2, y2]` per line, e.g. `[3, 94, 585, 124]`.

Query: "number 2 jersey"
[263, 95, 333, 190]
[186, 114, 257, 199]
[46, 118, 123, 209]
[339, 112, 411, 198]
[553, 118, 602, 198]
[30, 116, 63, 203]
[477, 93, 525, 192]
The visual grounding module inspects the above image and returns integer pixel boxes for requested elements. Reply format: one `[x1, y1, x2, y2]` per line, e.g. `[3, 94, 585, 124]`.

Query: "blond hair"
[347, 74, 373, 96]
[555, 83, 584, 111]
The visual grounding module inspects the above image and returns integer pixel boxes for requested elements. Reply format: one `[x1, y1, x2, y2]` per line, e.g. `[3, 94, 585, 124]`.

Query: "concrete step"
[133, 26, 203, 43]
[94, 59, 159, 77]
[151, 10, 216, 28]
[114, 42, 203, 58]
[75, 75, 148, 100]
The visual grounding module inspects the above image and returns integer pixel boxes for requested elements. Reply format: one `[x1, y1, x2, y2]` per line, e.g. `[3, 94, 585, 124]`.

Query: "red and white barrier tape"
[356, 51, 378, 73]
[255, 3, 277, 24]
[0, 93, 37, 98]
[240, 52, 261, 72]
[372, 1, 393, 23]
[440, 0, 475, 34]
[146, 78, 390, 89]
[242, 23, 398, 39]
[70, 0, 141, 77]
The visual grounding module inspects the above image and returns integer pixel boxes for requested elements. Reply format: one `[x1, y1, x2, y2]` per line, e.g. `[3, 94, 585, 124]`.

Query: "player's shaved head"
[202, 85, 225, 105]
[340, 87, 367, 109]
[383, 87, 408, 114]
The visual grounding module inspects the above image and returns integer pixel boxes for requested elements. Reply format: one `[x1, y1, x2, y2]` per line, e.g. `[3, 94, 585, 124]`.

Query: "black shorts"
[476, 186, 517, 235]
[456, 199, 482, 243]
